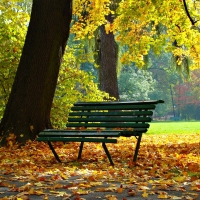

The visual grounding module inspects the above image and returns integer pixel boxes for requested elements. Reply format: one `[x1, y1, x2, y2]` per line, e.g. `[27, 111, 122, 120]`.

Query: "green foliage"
[145, 50, 181, 117]
[16, 0, 33, 13]
[118, 66, 155, 100]
[0, 0, 29, 118]
[50, 46, 111, 128]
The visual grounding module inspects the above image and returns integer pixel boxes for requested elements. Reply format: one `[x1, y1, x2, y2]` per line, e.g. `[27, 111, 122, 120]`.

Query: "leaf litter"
[0, 134, 199, 199]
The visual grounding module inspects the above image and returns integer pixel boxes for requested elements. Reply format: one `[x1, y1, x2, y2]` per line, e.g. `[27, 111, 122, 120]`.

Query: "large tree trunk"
[0, 0, 72, 146]
[99, 16, 119, 100]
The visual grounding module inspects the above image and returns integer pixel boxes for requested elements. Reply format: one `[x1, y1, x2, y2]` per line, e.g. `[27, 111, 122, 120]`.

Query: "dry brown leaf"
[116, 187, 123, 193]
[128, 188, 137, 196]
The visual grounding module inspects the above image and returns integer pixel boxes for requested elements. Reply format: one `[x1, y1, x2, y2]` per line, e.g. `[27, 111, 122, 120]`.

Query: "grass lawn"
[147, 121, 200, 134]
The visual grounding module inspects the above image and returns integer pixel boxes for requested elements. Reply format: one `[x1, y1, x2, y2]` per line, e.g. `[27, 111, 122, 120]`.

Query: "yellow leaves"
[95, 186, 116, 192]
[30, 125, 34, 132]
[105, 23, 110, 34]
[50, 190, 70, 197]
[0, 134, 200, 199]
[28, 187, 34, 195]
[71, 0, 112, 40]
[34, 182, 44, 187]
[6, 133, 16, 148]
[0, 0, 29, 119]
[72, 188, 89, 195]
[60, 172, 68, 180]
[172, 176, 187, 183]
[16, 196, 29, 200]
[110, 0, 200, 69]
[116, 185, 123, 193]
[105, 22, 114, 34]
[142, 190, 149, 198]
[105, 194, 118, 200]
[43, 195, 49, 200]
[157, 192, 169, 199]
[32, 189, 45, 195]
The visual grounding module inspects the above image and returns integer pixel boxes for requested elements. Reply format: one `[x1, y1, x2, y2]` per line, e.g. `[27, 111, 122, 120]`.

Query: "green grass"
[147, 121, 200, 135]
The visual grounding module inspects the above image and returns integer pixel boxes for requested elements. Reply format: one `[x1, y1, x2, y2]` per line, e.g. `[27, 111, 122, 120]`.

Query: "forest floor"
[0, 133, 200, 200]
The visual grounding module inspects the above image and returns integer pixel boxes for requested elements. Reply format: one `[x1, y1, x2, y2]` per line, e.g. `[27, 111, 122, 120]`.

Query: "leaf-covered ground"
[0, 134, 200, 200]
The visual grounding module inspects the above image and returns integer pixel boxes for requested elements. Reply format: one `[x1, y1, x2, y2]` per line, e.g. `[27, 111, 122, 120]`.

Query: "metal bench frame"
[37, 100, 164, 165]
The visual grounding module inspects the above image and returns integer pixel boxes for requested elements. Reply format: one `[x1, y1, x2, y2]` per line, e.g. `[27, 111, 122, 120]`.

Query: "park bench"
[37, 100, 164, 165]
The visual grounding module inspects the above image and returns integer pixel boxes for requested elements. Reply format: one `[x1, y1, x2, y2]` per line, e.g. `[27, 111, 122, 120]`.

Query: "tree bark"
[0, 0, 72, 146]
[99, 14, 120, 100]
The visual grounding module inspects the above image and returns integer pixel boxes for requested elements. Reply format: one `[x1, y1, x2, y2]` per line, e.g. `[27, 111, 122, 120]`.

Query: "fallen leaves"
[0, 134, 199, 199]
[5, 133, 16, 148]
[128, 188, 137, 196]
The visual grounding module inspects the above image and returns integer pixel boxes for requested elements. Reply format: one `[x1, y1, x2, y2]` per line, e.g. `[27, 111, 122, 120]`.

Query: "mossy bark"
[99, 14, 119, 100]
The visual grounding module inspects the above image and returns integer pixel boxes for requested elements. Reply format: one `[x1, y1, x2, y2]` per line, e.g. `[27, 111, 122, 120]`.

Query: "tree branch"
[183, 0, 196, 25]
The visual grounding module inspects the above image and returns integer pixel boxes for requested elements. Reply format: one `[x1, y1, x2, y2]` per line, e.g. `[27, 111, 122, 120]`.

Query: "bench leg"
[48, 141, 61, 163]
[78, 141, 84, 160]
[133, 133, 142, 162]
[102, 143, 114, 166]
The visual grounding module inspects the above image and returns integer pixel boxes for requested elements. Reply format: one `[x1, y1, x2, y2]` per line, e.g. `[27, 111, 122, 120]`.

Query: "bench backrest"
[67, 100, 164, 135]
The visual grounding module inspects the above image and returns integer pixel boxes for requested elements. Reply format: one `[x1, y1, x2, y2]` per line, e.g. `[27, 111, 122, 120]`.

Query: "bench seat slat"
[71, 104, 155, 111]
[69, 111, 153, 116]
[39, 129, 147, 136]
[74, 100, 164, 106]
[38, 131, 121, 137]
[37, 137, 117, 143]
[68, 117, 152, 123]
[67, 123, 150, 128]
[119, 128, 147, 134]
[41, 129, 146, 132]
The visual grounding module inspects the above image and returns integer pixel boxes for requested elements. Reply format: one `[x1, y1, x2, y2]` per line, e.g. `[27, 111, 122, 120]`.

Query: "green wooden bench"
[37, 100, 164, 165]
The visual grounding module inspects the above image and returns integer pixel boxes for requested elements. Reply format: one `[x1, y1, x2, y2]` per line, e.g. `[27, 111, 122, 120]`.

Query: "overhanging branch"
[183, 0, 197, 25]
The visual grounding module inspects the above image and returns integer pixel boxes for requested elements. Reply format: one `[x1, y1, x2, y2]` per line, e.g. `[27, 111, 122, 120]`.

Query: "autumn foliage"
[0, 134, 199, 199]
[174, 69, 200, 120]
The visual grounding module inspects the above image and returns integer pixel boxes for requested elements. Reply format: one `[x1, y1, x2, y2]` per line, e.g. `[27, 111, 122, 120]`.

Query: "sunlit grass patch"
[147, 121, 200, 135]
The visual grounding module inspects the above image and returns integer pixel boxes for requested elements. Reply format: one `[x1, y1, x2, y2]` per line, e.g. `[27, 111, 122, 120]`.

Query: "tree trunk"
[0, 0, 72, 146]
[99, 14, 120, 100]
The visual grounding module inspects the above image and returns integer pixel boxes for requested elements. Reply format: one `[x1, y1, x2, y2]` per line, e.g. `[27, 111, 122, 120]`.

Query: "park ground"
[0, 122, 200, 199]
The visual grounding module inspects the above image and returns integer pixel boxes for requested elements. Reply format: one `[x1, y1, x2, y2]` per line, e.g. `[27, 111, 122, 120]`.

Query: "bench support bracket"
[78, 141, 84, 159]
[133, 134, 142, 162]
[102, 142, 114, 166]
[48, 141, 61, 163]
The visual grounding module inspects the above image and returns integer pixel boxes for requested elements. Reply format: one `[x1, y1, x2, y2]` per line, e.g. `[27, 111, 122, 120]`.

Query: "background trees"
[173, 69, 200, 120]
[118, 66, 155, 101]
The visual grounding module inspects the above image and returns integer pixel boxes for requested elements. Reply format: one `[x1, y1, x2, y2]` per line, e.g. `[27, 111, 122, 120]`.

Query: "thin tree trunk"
[0, 0, 72, 146]
[99, 14, 119, 100]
